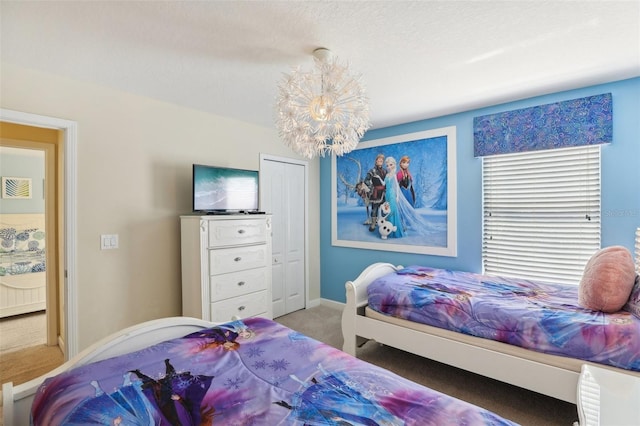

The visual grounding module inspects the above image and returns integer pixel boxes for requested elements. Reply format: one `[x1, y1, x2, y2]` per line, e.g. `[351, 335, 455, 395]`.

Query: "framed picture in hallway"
[331, 126, 457, 256]
[1, 176, 33, 199]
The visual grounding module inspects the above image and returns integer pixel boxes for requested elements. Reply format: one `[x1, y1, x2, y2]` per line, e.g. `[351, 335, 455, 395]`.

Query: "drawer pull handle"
[238, 229, 246, 234]
[238, 305, 246, 311]
[237, 281, 246, 286]
[234, 257, 242, 262]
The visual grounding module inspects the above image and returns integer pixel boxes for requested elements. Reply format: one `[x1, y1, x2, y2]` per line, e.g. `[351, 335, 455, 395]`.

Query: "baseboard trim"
[58, 335, 66, 359]
[305, 298, 343, 311]
[306, 298, 321, 308]
[318, 298, 344, 311]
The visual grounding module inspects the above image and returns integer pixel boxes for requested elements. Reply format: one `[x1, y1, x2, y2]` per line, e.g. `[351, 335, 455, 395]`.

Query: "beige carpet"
[275, 304, 578, 426]
[0, 312, 64, 425]
[1, 311, 64, 388]
[0, 311, 47, 353]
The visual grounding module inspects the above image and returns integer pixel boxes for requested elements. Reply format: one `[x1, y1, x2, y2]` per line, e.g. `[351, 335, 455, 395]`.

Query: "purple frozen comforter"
[367, 266, 640, 372]
[31, 317, 516, 425]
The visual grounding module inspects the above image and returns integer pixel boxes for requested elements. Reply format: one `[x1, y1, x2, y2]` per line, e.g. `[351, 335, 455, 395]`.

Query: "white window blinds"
[636, 228, 640, 274]
[482, 145, 601, 285]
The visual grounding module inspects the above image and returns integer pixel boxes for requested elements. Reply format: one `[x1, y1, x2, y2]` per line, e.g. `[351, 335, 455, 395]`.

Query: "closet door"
[260, 157, 306, 317]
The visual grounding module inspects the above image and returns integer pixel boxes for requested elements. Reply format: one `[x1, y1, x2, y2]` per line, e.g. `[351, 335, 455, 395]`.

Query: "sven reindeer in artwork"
[338, 157, 373, 225]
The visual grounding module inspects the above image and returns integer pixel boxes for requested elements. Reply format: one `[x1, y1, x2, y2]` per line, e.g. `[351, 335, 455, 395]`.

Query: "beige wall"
[1, 63, 320, 351]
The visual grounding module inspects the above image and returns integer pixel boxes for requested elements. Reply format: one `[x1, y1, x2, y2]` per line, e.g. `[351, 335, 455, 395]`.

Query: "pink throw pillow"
[578, 246, 636, 313]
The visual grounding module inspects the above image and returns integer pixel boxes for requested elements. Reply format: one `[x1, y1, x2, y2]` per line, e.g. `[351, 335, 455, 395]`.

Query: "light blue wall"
[320, 77, 640, 302]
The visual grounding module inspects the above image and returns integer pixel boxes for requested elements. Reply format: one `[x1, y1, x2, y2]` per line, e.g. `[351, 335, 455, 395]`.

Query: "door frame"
[0, 109, 78, 359]
[0, 140, 57, 345]
[259, 154, 310, 311]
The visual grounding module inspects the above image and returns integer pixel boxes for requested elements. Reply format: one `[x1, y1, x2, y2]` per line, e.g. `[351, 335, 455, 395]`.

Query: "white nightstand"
[577, 364, 640, 426]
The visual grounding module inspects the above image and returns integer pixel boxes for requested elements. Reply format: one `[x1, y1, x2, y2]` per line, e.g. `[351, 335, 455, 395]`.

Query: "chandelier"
[275, 48, 371, 159]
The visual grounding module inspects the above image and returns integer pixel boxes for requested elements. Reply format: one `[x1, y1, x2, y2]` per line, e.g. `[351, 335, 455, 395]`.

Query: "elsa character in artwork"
[381, 158, 405, 239]
[383, 156, 435, 239]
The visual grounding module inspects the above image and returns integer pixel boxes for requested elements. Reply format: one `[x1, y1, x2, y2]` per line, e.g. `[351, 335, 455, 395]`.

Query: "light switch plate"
[101, 234, 119, 250]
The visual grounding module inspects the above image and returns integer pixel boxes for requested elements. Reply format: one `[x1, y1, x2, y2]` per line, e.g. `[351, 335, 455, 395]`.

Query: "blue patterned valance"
[473, 93, 612, 157]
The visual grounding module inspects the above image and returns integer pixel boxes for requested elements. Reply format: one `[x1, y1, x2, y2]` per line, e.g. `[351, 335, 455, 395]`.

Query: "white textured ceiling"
[2, 1, 639, 130]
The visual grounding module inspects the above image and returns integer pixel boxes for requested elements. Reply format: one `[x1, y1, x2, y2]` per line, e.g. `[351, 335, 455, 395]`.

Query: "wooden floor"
[1, 311, 64, 387]
[0, 344, 64, 388]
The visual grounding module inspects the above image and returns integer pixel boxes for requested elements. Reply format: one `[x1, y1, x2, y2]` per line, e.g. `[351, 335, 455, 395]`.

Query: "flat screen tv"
[192, 164, 259, 213]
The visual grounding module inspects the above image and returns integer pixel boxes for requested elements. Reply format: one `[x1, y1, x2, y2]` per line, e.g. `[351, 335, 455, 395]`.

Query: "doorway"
[0, 109, 78, 360]
[0, 128, 59, 349]
[260, 154, 308, 318]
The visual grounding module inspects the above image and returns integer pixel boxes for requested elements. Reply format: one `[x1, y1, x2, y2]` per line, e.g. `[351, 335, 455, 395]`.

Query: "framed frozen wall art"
[331, 126, 457, 256]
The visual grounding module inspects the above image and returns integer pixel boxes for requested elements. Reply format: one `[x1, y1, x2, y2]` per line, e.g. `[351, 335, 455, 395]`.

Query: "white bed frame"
[2, 316, 215, 426]
[0, 214, 47, 318]
[0, 272, 46, 318]
[342, 262, 640, 405]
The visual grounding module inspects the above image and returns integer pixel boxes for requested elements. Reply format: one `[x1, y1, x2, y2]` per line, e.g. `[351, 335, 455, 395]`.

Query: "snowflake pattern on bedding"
[31, 318, 518, 425]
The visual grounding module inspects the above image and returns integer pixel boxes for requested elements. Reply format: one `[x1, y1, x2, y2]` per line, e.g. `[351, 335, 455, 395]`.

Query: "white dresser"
[180, 215, 273, 322]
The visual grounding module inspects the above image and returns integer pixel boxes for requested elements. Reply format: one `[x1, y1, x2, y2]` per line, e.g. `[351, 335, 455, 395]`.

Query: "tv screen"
[192, 164, 259, 213]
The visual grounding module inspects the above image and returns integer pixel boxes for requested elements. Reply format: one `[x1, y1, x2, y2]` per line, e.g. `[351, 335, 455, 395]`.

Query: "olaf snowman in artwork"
[377, 202, 397, 240]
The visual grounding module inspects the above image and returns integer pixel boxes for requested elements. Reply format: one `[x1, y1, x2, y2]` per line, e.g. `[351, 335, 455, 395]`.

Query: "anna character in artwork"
[397, 155, 416, 207]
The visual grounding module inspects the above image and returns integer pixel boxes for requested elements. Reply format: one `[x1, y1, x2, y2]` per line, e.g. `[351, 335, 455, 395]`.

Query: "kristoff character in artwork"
[364, 153, 387, 232]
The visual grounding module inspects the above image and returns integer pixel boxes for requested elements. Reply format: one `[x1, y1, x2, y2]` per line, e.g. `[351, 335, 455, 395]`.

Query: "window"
[635, 228, 640, 275]
[482, 145, 601, 285]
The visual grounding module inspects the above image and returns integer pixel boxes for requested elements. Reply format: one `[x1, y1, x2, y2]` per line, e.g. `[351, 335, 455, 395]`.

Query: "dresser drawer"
[210, 268, 269, 301]
[207, 219, 267, 247]
[210, 290, 268, 321]
[209, 245, 268, 275]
